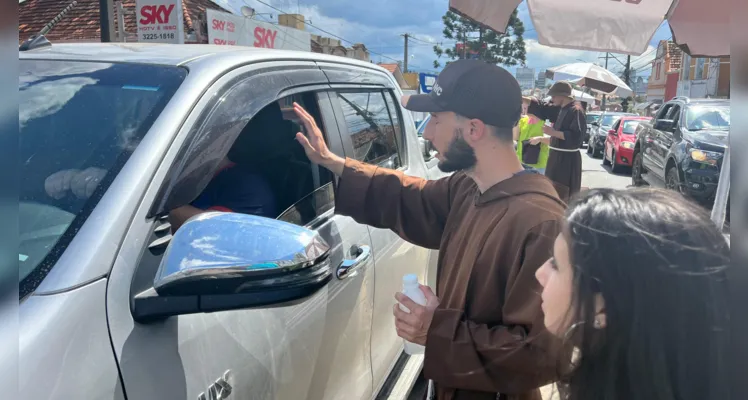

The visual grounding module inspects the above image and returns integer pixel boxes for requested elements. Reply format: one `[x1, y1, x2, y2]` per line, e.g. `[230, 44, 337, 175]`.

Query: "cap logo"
[433, 82, 443, 96]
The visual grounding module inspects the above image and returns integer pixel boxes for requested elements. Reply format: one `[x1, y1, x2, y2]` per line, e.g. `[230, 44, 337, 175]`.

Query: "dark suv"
[583, 111, 602, 146]
[631, 97, 730, 211]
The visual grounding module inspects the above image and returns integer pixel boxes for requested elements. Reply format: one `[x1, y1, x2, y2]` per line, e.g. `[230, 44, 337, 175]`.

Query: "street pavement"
[580, 145, 633, 191]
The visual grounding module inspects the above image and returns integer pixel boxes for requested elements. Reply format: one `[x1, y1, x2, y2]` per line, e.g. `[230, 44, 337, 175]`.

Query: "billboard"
[136, 0, 184, 44]
[419, 73, 438, 94]
[206, 10, 311, 52]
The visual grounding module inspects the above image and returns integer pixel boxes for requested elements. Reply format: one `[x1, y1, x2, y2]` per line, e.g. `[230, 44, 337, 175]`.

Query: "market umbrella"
[546, 63, 633, 97]
[543, 89, 595, 104]
[448, 0, 729, 57]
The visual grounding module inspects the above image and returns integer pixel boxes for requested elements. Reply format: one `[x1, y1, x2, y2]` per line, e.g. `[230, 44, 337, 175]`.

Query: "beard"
[437, 128, 477, 173]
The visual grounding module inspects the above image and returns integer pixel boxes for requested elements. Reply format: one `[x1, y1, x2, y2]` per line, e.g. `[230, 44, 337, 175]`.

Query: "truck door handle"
[337, 245, 371, 280]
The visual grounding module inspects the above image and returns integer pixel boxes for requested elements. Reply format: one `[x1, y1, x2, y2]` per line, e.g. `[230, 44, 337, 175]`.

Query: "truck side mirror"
[654, 119, 675, 131]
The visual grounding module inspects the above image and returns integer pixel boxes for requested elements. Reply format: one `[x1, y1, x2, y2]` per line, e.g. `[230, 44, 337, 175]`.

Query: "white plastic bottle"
[400, 274, 428, 355]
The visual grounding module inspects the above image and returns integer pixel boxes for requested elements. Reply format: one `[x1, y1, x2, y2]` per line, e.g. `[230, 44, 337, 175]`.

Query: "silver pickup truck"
[16, 43, 443, 400]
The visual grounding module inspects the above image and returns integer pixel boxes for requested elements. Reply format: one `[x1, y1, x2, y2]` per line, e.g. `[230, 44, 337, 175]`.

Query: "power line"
[407, 35, 434, 45]
[252, 0, 401, 64]
[629, 36, 672, 70]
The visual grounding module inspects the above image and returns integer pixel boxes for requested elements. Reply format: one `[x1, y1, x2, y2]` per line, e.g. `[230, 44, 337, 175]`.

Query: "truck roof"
[19, 43, 390, 75]
[670, 97, 729, 106]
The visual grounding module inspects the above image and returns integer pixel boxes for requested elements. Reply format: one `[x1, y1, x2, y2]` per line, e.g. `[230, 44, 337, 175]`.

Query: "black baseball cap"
[402, 59, 522, 129]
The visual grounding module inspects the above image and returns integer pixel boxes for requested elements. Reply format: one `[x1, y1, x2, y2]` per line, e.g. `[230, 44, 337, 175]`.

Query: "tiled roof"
[19, 0, 228, 44]
[378, 63, 399, 74]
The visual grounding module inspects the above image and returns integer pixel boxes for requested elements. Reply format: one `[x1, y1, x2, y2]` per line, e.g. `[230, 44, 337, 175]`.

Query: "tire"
[602, 146, 611, 166]
[611, 150, 622, 173]
[592, 143, 602, 158]
[666, 166, 685, 195]
[631, 151, 647, 186]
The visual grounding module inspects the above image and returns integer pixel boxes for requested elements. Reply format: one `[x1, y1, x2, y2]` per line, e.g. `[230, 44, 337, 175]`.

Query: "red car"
[603, 116, 652, 173]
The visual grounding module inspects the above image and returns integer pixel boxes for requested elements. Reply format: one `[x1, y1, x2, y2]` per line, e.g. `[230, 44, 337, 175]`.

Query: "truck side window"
[667, 105, 681, 126]
[656, 104, 672, 120]
[337, 91, 403, 170]
[382, 90, 408, 165]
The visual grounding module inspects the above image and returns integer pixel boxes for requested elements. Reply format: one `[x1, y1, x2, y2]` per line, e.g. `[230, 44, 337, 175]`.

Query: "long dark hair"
[561, 188, 730, 400]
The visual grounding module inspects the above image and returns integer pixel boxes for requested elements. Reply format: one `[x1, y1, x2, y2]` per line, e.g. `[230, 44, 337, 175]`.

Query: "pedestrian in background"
[535, 188, 731, 400]
[293, 59, 566, 400]
[524, 82, 586, 202]
[514, 96, 550, 174]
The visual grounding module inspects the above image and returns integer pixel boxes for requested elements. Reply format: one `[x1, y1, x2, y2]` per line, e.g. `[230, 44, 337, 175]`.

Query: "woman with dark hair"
[535, 188, 730, 400]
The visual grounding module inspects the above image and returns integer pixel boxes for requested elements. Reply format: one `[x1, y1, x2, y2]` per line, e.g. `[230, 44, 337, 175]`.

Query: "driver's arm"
[168, 205, 206, 233]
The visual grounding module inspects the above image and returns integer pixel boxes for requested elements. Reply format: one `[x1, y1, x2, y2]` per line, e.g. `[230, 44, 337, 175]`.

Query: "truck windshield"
[19, 60, 186, 296]
[685, 105, 730, 131]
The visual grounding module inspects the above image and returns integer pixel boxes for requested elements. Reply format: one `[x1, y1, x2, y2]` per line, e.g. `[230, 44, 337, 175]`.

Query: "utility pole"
[622, 55, 632, 112]
[402, 33, 409, 73]
[99, 0, 115, 42]
[601, 52, 610, 109]
[462, 29, 467, 59]
[478, 27, 483, 60]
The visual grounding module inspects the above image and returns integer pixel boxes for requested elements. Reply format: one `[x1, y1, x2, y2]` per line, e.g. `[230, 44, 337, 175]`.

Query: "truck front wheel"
[666, 166, 686, 195]
[632, 151, 647, 186]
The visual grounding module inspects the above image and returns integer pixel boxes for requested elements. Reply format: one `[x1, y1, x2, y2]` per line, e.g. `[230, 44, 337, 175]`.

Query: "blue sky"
[246, 0, 674, 78]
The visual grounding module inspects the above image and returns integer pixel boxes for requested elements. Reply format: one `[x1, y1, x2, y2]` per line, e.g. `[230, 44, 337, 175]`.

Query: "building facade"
[19, 1, 371, 63]
[309, 34, 370, 62]
[377, 64, 411, 90]
[676, 55, 730, 99]
[516, 67, 536, 91]
[634, 76, 648, 97]
[646, 40, 683, 103]
[19, 0, 224, 44]
[535, 70, 547, 90]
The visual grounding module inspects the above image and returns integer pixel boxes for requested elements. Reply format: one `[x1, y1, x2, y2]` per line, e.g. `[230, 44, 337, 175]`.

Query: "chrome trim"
[336, 245, 371, 280]
[153, 212, 330, 293]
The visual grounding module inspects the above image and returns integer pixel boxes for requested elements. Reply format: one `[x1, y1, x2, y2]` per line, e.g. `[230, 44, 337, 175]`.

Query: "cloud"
[524, 39, 600, 70]
[524, 40, 658, 79]
[249, 0, 665, 75]
[251, 0, 446, 71]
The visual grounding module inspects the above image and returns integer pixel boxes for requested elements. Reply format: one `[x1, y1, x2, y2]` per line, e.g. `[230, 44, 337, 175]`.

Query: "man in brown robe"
[525, 82, 587, 202]
[293, 60, 567, 400]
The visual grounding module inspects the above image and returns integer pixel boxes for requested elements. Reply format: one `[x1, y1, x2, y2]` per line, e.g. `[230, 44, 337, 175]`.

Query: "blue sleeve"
[210, 173, 278, 219]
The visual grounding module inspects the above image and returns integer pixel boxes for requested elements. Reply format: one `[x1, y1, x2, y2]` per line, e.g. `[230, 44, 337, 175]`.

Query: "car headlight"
[621, 142, 635, 149]
[689, 149, 721, 165]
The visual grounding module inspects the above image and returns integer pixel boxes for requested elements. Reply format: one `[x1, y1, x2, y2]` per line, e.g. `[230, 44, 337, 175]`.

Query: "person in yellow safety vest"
[513, 96, 550, 174]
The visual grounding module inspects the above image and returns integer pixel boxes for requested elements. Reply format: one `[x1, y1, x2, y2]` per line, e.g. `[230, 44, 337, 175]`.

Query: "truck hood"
[684, 129, 729, 151]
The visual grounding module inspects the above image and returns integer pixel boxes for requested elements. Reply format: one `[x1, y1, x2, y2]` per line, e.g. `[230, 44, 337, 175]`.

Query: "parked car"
[632, 97, 730, 216]
[415, 114, 449, 180]
[603, 116, 652, 173]
[583, 111, 602, 146]
[587, 111, 636, 157]
[18, 43, 440, 400]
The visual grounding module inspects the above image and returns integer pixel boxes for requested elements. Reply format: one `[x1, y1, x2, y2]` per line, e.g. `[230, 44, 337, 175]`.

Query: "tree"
[433, 10, 526, 69]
